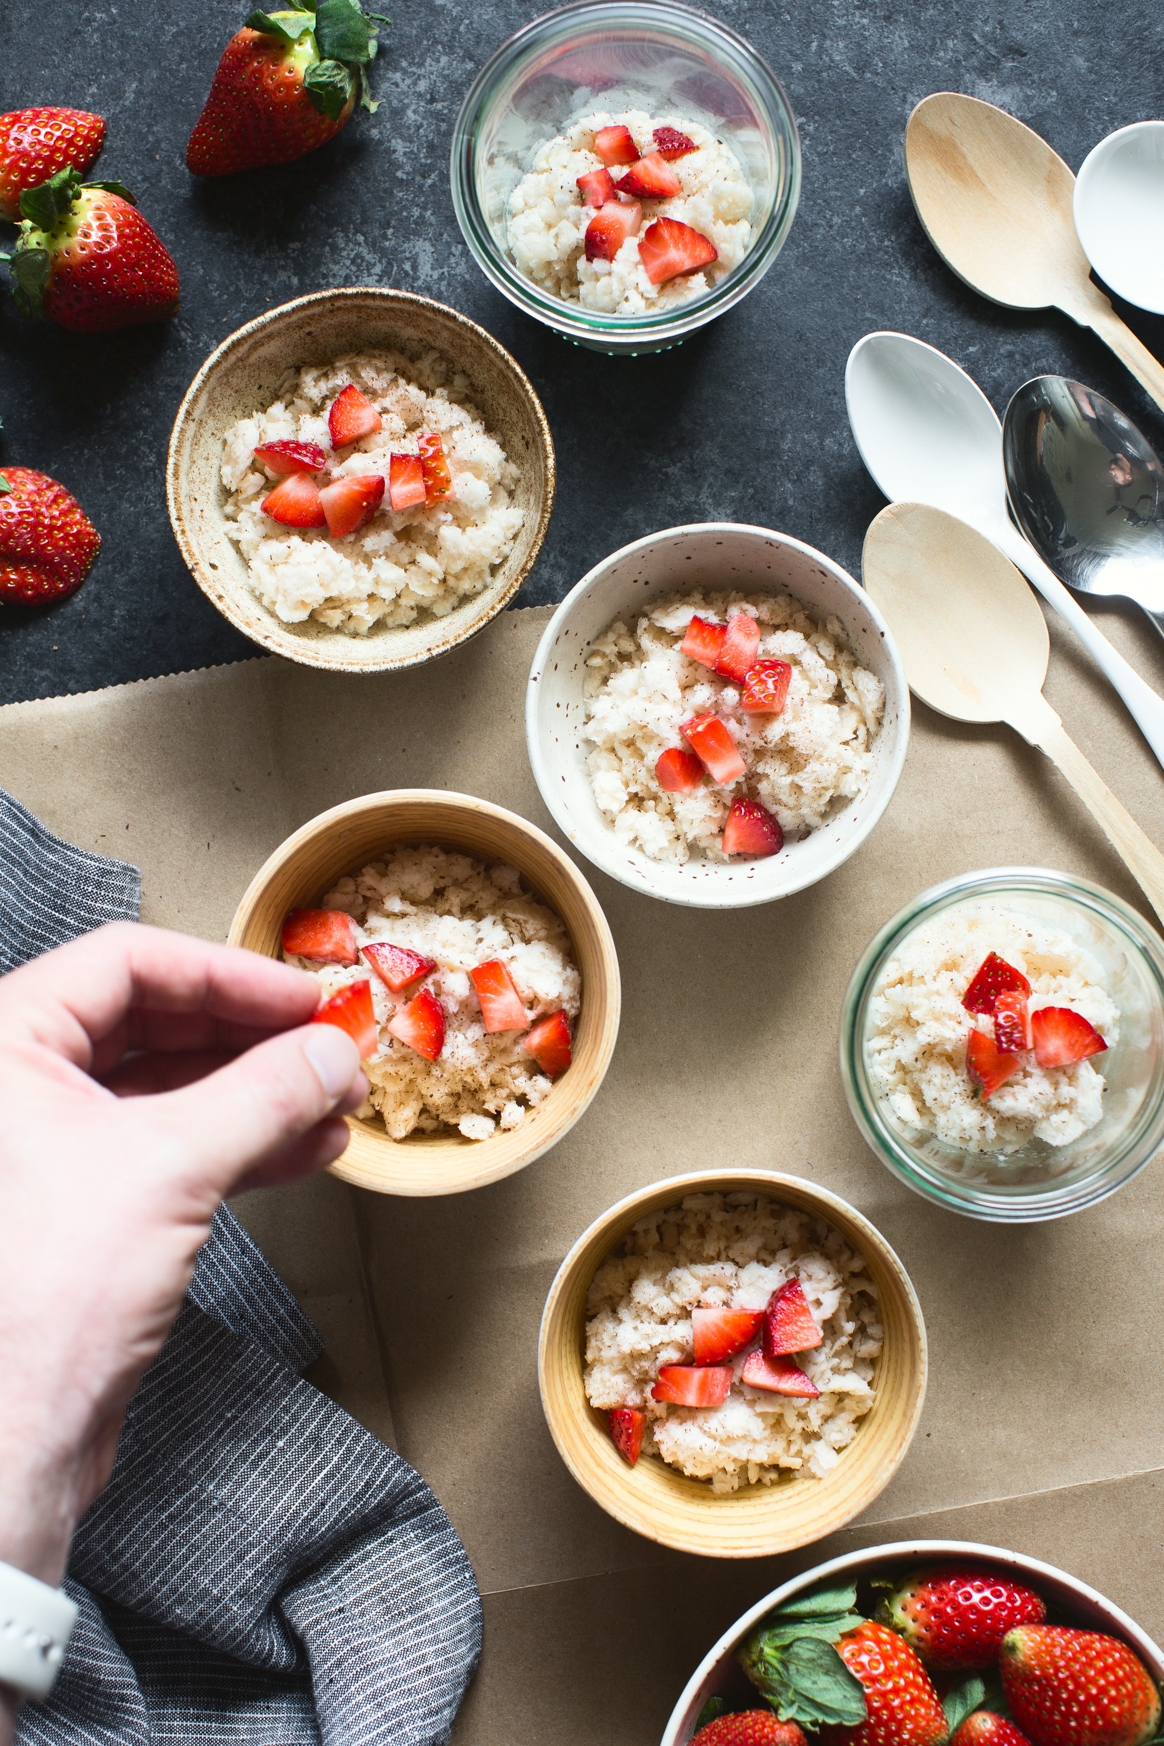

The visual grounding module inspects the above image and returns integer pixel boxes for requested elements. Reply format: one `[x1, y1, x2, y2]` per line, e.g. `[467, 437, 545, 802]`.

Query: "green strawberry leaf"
[303, 56, 356, 117]
[0, 474, 10, 494]
[18, 167, 82, 233]
[357, 66, 379, 112]
[314, 0, 377, 63]
[739, 1629, 867, 1728]
[86, 181, 137, 205]
[943, 1676, 986, 1733]
[7, 244, 51, 320]
[750, 1616, 866, 1648]
[244, 9, 315, 42]
[694, 1696, 729, 1730]
[775, 1582, 861, 1622]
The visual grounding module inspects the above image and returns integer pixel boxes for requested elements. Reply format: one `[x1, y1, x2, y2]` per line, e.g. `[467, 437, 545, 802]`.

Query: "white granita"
[506, 108, 754, 314]
[286, 846, 580, 1141]
[220, 349, 524, 635]
[585, 1193, 882, 1494]
[867, 904, 1120, 1153]
[581, 589, 885, 864]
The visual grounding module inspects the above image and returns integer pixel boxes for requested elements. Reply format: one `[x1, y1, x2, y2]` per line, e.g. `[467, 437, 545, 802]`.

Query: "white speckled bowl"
[525, 523, 910, 908]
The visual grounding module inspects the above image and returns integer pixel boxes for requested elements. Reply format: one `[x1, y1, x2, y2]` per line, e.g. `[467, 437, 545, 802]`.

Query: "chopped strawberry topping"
[680, 614, 728, 668]
[319, 473, 385, 538]
[763, 1280, 822, 1358]
[653, 125, 697, 159]
[692, 1307, 763, 1366]
[387, 986, 445, 1061]
[470, 959, 528, 1032]
[715, 612, 761, 682]
[993, 989, 1033, 1054]
[681, 715, 746, 785]
[741, 1350, 821, 1398]
[388, 453, 427, 511]
[577, 167, 616, 207]
[261, 471, 326, 527]
[328, 384, 383, 447]
[655, 748, 704, 792]
[741, 659, 792, 714]
[638, 216, 718, 285]
[523, 1008, 572, 1077]
[418, 431, 453, 503]
[593, 123, 637, 166]
[312, 978, 378, 1059]
[652, 1365, 732, 1408]
[615, 151, 682, 200]
[721, 797, 782, 857]
[1030, 1006, 1108, 1068]
[609, 1407, 645, 1465]
[962, 952, 1032, 1015]
[282, 908, 358, 965]
[584, 199, 642, 261]
[967, 1027, 1022, 1098]
[253, 439, 327, 475]
[362, 940, 435, 993]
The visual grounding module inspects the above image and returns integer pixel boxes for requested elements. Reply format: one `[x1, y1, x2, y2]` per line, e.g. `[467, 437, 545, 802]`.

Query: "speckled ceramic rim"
[166, 287, 555, 673]
[840, 866, 1164, 1223]
[661, 1540, 1164, 1744]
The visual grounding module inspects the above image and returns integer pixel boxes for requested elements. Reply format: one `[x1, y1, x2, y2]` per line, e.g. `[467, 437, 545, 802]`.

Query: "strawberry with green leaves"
[0, 108, 105, 221]
[817, 1622, 949, 1746]
[878, 1566, 1046, 1671]
[738, 1582, 869, 1733]
[1000, 1625, 1161, 1746]
[186, 0, 388, 176]
[0, 466, 100, 604]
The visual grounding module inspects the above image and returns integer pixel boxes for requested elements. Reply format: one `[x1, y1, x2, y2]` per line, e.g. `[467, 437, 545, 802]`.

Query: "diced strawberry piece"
[741, 659, 792, 714]
[763, 1280, 822, 1358]
[523, 1008, 572, 1077]
[721, 797, 782, 857]
[615, 151, 682, 200]
[282, 908, 358, 965]
[715, 613, 761, 682]
[312, 978, 378, 1059]
[584, 199, 642, 261]
[1030, 1006, 1108, 1068]
[962, 952, 1032, 1016]
[328, 383, 383, 447]
[655, 748, 704, 793]
[638, 216, 718, 285]
[741, 1350, 821, 1398]
[593, 123, 637, 166]
[362, 940, 435, 993]
[653, 125, 697, 159]
[253, 439, 328, 475]
[319, 473, 385, 538]
[418, 431, 453, 503]
[692, 1307, 763, 1366]
[681, 715, 746, 785]
[261, 471, 326, 527]
[470, 958, 528, 1032]
[387, 986, 445, 1061]
[577, 167, 616, 207]
[652, 1365, 732, 1407]
[994, 989, 1033, 1054]
[388, 453, 427, 511]
[609, 1407, 645, 1466]
[967, 1027, 1022, 1098]
[680, 615, 728, 668]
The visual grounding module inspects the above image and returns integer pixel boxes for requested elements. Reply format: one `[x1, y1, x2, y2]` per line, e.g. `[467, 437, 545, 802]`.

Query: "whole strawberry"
[692, 1715, 808, 1746]
[950, 1716, 1033, 1746]
[186, 1, 386, 177]
[817, 1622, 948, 1746]
[880, 1566, 1046, 1671]
[0, 108, 105, 221]
[4, 167, 178, 331]
[0, 467, 100, 604]
[1001, 1626, 1161, 1746]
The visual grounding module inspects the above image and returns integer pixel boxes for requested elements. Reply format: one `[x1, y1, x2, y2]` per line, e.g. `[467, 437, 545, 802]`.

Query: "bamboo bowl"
[539, 1170, 926, 1557]
[228, 790, 620, 1196]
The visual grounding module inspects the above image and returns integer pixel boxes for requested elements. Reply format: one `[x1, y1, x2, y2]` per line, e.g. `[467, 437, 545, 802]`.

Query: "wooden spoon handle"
[1062, 285, 1164, 417]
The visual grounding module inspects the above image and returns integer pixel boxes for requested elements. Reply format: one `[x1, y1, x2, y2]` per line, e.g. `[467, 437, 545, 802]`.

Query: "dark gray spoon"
[1003, 375, 1164, 640]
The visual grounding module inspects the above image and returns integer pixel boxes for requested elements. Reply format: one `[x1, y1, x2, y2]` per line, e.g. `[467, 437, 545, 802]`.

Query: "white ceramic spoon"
[1074, 122, 1164, 318]
[845, 330, 1164, 774]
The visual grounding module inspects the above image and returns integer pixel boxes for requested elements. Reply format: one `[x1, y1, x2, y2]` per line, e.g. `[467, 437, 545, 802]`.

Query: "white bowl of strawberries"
[664, 1543, 1164, 1746]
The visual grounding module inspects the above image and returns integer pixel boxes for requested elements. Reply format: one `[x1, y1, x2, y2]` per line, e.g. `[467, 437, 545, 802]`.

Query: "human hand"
[0, 922, 365, 1607]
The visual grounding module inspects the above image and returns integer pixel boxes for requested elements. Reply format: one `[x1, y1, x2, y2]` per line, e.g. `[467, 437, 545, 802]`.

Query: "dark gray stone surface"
[2, 0, 1163, 704]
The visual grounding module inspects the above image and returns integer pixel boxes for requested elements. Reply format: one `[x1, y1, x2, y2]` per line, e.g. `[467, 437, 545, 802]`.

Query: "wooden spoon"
[905, 92, 1164, 416]
[862, 500, 1164, 926]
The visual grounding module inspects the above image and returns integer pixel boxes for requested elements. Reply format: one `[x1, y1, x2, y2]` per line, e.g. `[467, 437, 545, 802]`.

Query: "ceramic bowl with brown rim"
[539, 1170, 926, 1557]
[229, 789, 620, 1195]
[167, 287, 555, 673]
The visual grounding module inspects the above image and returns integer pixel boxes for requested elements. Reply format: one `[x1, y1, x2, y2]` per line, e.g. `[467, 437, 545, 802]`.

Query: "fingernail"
[302, 1024, 361, 1101]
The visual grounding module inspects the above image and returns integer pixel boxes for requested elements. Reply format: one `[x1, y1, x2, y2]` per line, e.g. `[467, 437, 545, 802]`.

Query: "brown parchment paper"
[4, 593, 1164, 1743]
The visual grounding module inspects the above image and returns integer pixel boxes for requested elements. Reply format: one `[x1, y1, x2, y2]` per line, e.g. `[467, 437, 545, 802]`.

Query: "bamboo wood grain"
[538, 1171, 927, 1560]
[229, 790, 620, 1196]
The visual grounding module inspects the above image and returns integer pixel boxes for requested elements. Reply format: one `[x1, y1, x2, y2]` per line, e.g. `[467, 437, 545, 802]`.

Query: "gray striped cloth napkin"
[1, 790, 482, 1745]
